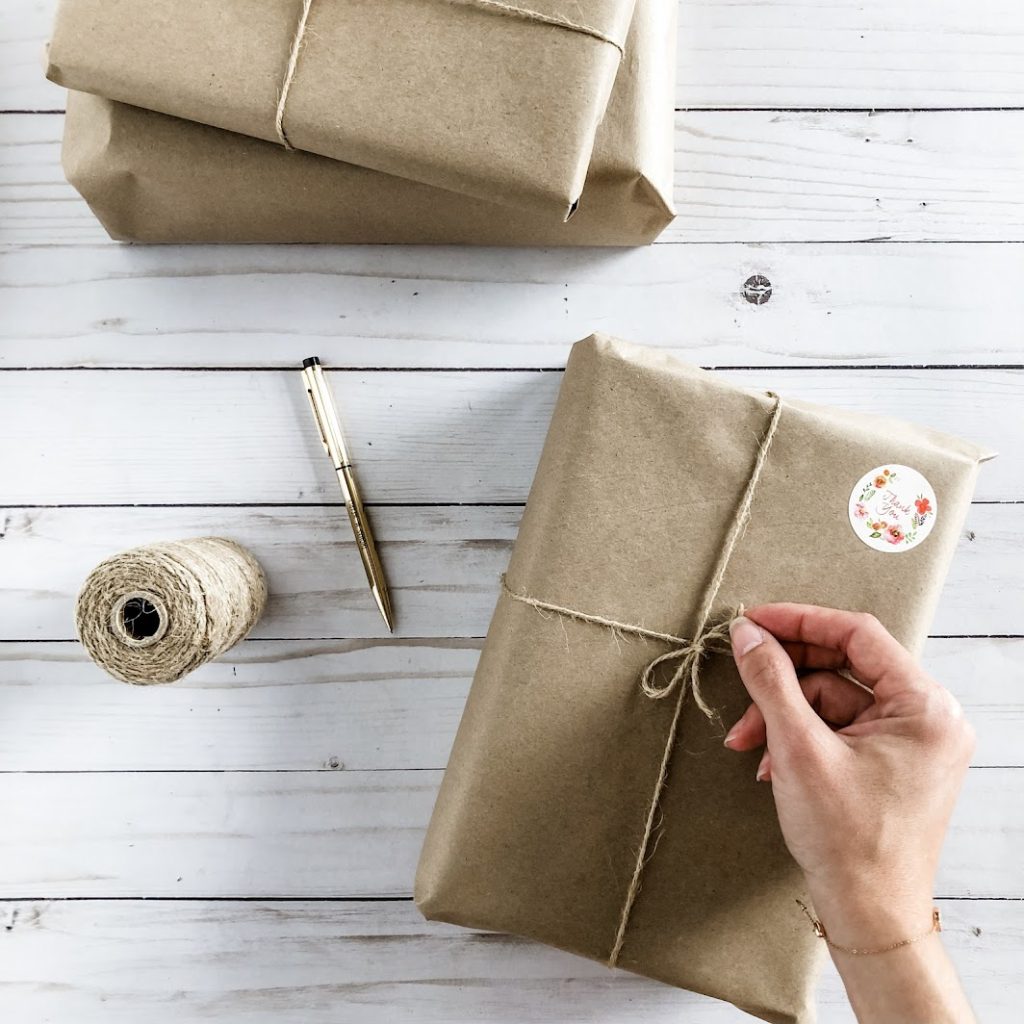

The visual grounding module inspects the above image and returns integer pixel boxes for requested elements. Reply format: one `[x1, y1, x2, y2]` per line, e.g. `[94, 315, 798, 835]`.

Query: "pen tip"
[302, 356, 321, 369]
[372, 588, 395, 634]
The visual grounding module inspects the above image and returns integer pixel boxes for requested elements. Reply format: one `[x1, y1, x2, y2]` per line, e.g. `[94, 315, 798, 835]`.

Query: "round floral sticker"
[849, 465, 937, 553]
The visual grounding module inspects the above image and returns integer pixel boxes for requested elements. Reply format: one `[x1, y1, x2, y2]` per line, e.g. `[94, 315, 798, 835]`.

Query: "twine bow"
[275, 0, 625, 149]
[639, 618, 739, 709]
[501, 577, 738, 717]
[501, 393, 784, 968]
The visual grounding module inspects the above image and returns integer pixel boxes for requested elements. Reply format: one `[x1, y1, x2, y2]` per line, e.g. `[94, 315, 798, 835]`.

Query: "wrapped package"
[60, 0, 675, 246]
[46, 0, 637, 217]
[416, 334, 994, 1023]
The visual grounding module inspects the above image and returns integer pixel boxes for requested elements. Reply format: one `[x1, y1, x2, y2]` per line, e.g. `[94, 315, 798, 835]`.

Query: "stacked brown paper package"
[49, 0, 678, 245]
[416, 335, 994, 1023]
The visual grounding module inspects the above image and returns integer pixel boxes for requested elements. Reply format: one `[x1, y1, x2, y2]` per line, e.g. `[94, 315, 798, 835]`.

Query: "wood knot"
[742, 275, 772, 305]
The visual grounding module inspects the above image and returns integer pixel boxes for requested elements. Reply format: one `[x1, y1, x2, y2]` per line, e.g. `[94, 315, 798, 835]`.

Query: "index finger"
[744, 603, 929, 698]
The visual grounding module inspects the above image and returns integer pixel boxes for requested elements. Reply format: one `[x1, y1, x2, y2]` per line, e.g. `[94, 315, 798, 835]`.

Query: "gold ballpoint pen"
[301, 356, 394, 632]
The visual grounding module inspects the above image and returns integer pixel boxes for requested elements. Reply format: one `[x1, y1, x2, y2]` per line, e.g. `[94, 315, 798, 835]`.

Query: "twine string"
[274, 0, 624, 149]
[500, 577, 736, 713]
[75, 538, 268, 686]
[448, 0, 626, 49]
[275, 0, 315, 149]
[500, 394, 784, 968]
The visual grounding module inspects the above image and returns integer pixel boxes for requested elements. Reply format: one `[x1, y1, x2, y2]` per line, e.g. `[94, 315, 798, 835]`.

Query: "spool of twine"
[75, 537, 268, 685]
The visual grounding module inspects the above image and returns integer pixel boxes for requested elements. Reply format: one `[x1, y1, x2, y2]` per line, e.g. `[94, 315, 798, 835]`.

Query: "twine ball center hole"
[120, 597, 162, 641]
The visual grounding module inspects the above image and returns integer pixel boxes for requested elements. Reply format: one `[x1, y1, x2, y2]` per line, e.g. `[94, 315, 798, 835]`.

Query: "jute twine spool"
[75, 537, 268, 685]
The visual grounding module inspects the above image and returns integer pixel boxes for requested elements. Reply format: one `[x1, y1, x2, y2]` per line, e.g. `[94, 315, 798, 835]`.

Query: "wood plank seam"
[1, 365, 1023, 372]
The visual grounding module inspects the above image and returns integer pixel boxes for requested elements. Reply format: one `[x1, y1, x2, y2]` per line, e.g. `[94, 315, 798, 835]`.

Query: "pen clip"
[305, 383, 333, 459]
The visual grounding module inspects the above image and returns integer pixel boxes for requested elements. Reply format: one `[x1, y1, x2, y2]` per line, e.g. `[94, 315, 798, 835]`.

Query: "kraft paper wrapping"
[416, 335, 994, 1023]
[60, 0, 674, 246]
[47, 0, 637, 218]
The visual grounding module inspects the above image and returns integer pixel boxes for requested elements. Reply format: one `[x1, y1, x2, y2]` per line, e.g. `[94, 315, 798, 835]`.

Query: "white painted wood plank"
[1, 898, 1019, 1023]
[5, 110, 1024, 246]
[670, 109, 1024, 242]
[0, 505, 516, 641]
[0, 639, 481, 772]
[0, 769, 438, 898]
[0, 637, 1019, 771]
[7, 0, 1024, 111]
[0, 0, 60, 111]
[0, 504, 1017, 640]
[4, 240, 1023, 368]
[0, 370, 1015, 502]
[0, 768, 1017, 898]
[675, 0, 1024, 109]
[0, 113, 96, 244]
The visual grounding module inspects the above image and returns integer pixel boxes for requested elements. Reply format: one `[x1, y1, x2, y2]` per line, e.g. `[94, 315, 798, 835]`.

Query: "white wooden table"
[1, 1, 1022, 1020]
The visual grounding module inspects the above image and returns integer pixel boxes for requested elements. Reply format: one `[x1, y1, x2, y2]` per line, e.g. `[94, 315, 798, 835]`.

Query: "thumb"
[729, 615, 826, 744]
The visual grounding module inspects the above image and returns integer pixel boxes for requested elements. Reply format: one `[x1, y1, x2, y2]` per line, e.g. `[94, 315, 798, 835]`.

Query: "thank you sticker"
[849, 465, 937, 553]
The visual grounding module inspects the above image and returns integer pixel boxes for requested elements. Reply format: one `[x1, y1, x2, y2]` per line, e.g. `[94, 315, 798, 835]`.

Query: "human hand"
[725, 604, 974, 951]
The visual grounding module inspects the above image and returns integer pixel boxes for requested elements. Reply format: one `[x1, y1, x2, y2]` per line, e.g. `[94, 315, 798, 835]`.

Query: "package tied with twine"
[46, 0, 637, 219]
[416, 335, 994, 1023]
[59, 0, 675, 246]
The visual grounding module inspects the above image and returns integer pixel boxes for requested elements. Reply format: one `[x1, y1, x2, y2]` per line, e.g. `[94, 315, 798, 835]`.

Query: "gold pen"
[301, 356, 394, 632]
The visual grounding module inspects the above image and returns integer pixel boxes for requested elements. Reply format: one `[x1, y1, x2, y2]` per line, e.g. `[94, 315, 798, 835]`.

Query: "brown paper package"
[46, 0, 637, 218]
[416, 335, 994, 1023]
[60, 0, 675, 246]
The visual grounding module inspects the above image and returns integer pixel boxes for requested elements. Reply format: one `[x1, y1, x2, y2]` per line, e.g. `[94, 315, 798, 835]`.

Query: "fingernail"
[756, 765, 769, 782]
[730, 615, 763, 658]
[723, 722, 742, 748]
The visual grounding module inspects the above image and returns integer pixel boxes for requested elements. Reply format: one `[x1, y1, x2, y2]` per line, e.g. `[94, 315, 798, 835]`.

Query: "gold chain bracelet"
[796, 900, 942, 956]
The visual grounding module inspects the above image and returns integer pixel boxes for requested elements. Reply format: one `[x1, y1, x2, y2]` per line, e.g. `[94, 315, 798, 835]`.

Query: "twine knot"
[638, 615, 740, 713]
[502, 573, 739, 715]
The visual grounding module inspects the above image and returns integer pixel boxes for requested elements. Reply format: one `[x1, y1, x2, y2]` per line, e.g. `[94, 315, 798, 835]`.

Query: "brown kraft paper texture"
[416, 334, 994, 1023]
[47, 0, 638, 218]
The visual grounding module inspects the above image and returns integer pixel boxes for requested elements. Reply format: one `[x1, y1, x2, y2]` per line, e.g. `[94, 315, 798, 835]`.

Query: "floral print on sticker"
[848, 465, 938, 554]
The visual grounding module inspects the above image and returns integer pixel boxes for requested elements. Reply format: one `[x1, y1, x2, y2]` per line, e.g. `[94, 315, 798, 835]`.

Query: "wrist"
[804, 877, 936, 951]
